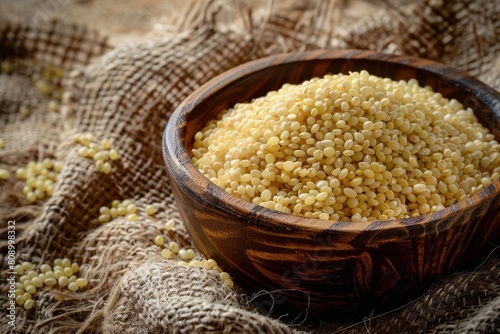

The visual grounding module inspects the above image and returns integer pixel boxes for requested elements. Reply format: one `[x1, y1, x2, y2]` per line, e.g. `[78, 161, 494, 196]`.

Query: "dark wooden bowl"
[162, 50, 500, 321]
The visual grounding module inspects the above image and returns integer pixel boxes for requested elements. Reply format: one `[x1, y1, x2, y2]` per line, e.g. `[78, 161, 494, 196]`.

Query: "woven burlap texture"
[0, 0, 499, 333]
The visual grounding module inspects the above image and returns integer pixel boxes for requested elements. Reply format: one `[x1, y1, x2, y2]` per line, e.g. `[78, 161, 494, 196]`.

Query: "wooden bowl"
[162, 50, 500, 321]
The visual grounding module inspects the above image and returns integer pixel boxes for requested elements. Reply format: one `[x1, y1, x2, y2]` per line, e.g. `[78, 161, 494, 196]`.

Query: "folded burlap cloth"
[1, 0, 499, 333]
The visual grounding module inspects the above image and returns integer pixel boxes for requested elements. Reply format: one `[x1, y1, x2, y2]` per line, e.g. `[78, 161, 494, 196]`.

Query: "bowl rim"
[163, 49, 500, 237]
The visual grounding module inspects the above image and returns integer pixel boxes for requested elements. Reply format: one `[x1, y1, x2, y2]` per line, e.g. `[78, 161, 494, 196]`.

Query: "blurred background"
[0, 0, 381, 45]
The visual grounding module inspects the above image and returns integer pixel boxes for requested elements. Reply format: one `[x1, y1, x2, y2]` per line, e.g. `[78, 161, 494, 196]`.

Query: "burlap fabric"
[1, 0, 499, 333]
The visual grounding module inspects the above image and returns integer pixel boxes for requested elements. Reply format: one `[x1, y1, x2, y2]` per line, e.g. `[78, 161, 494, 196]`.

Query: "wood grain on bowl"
[163, 49, 500, 320]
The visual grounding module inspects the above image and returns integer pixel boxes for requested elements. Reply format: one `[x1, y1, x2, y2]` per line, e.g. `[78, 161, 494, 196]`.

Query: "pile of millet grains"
[192, 71, 500, 222]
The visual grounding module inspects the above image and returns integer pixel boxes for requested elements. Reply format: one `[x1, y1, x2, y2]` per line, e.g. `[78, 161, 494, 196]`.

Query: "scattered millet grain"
[13, 259, 87, 309]
[1, 60, 13, 74]
[0, 169, 10, 179]
[154, 230, 235, 288]
[165, 219, 176, 231]
[19, 106, 30, 117]
[98, 199, 159, 224]
[74, 133, 119, 174]
[16, 159, 62, 202]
